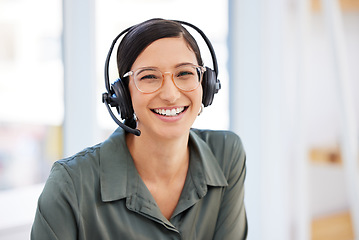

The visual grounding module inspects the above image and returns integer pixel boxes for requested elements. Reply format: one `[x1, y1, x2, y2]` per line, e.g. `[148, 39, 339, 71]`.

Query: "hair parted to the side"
[116, 18, 203, 81]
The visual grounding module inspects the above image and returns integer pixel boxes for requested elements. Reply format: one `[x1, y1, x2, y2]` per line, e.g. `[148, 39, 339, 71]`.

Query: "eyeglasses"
[123, 65, 206, 93]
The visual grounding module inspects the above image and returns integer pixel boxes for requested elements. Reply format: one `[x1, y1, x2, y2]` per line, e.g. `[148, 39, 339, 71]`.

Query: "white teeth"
[154, 107, 185, 116]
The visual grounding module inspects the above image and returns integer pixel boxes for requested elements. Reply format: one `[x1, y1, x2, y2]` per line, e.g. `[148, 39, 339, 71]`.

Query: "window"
[0, 0, 63, 190]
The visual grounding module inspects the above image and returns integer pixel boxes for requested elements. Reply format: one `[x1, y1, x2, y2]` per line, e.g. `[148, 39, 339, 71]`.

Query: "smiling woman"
[127, 37, 203, 139]
[31, 19, 247, 240]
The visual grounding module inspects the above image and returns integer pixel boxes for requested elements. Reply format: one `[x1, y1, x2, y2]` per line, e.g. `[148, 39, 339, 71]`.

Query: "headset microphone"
[102, 93, 141, 136]
[102, 26, 141, 136]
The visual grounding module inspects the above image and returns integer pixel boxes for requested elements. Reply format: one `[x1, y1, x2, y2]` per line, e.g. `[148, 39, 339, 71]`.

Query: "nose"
[159, 73, 181, 103]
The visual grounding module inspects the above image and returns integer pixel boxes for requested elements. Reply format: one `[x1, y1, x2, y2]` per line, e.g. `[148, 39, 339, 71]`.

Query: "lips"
[152, 106, 188, 117]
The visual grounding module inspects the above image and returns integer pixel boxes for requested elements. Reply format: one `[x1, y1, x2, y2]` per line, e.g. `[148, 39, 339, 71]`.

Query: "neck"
[126, 131, 190, 183]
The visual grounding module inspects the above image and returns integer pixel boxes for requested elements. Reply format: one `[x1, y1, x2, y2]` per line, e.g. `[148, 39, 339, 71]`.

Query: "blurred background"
[0, 0, 358, 239]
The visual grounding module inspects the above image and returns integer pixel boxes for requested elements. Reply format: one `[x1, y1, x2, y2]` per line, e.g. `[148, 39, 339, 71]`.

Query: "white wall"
[228, 0, 359, 239]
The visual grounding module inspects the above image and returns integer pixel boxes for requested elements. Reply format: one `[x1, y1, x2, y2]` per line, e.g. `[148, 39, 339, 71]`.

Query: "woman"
[31, 18, 247, 240]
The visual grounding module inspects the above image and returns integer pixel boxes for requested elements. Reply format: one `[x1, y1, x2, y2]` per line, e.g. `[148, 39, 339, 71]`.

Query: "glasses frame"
[123, 65, 206, 94]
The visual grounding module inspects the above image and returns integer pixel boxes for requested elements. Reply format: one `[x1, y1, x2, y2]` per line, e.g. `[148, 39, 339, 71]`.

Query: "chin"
[158, 126, 191, 140]
[137, 111, 197, 140]
[139, 124, 191, 140]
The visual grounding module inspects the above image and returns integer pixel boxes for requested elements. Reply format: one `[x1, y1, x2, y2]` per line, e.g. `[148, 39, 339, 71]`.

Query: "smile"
[152, 107, 188, 116]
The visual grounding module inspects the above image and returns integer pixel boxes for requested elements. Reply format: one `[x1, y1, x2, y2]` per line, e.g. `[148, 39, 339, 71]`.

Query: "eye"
[176, 69, 196, 80]
[140, 74, 158, 80]
[136, 70, 162, 81]
[177, 71, 193, 77]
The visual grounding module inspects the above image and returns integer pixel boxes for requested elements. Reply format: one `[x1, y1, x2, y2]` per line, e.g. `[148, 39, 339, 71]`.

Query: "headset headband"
[104, 21, 218, 94]
[102, 20, 220, 136]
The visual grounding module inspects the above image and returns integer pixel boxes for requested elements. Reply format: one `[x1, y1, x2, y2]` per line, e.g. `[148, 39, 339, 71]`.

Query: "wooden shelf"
[312, 211, 354, 240]
[310, 147, 342, 164]
[312, 0, 359, 12]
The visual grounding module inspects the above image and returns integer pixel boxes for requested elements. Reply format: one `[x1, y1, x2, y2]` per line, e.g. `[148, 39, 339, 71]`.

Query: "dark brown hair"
[116, 18, 203, 80]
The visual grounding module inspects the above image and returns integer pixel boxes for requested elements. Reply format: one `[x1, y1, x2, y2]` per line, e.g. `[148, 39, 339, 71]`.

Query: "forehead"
[131, 37, 198, 69]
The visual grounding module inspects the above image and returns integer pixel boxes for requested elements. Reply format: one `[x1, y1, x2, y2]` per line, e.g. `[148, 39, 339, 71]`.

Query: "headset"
[102, 20, 221, 136]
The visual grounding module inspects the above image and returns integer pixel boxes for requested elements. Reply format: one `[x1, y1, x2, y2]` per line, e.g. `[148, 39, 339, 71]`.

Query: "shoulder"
[55, 143, 102, 175]
[190, 129, 246, 174]
[54, 127, 127, 178]
[190, 128, 244, 153]
[42, 144, 103, 197]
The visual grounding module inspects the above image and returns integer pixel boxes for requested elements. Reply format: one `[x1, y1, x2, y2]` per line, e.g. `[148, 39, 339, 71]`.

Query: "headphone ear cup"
[111, 79, 134, 119]
[202, 67, 221, 107]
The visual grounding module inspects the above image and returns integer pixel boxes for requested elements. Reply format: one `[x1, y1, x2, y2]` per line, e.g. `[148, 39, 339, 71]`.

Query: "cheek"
[128, 82, 142, 112]
[186, 88, 203, 116]
[195, 87, 203, 106]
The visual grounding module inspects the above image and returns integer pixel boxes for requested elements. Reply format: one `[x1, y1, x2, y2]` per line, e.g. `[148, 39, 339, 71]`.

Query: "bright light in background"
[0, 0, 63, 125]
[0, 0, 63, 191]
[0, 0, 63, 238]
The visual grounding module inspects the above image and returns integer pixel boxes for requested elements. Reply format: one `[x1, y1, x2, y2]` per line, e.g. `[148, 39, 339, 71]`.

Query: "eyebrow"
[174, 62, 197, 68]
[136, 67, 158, 75]
[135, 62, 198, 74]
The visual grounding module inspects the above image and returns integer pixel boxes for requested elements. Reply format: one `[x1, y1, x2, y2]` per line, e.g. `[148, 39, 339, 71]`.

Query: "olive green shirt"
[31, 128, 247, 240]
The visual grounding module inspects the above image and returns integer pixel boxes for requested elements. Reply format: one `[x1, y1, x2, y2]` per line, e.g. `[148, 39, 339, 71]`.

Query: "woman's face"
[128, 37, 203, 140]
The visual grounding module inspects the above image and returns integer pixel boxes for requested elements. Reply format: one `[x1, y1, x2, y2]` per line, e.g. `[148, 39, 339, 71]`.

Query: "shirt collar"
[100, 127, 130, 202]
[188, 130, 228, 188]
[100, 128, 228, 202]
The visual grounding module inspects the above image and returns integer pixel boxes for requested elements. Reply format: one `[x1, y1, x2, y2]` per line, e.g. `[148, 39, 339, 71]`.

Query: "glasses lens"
[134, 68, 163, 93]
[173, 66, 201, 91]
[132, 66, 203, 93]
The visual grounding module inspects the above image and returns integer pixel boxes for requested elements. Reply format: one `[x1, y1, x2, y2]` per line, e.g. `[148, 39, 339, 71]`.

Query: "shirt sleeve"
[31, 162, 79, 240]
[213, 134, 248, 240]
